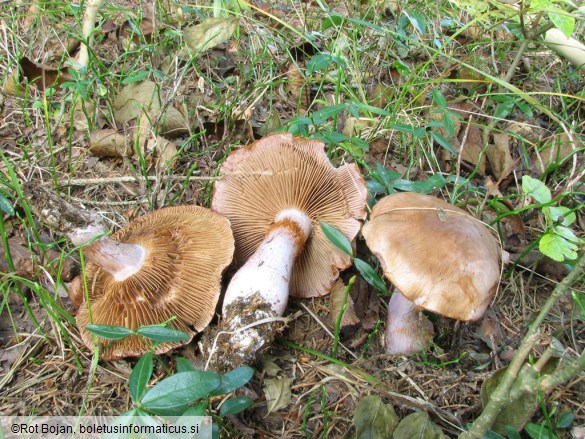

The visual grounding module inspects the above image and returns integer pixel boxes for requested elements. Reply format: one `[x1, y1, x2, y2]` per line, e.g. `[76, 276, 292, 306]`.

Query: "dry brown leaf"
[535, 132, 577, 173]
[2, 57, 71, 96]
[113, 80, 161, 125]
[487, 133, 515, 181]
[459, 124, 486, 175]
[146, 135, 178, 171]
[159, 107, 189, 138]
[179, 17, 239, 60]
[263, 377, 293, 414]
[89, 129, 132, 157]
[286, 62, 309, 113]
[330, 278, 360, 327]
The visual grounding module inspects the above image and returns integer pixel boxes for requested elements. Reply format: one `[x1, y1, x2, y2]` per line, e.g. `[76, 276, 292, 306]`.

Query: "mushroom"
[24, 187, 234, 360]
[361, 192, 502, 355]
[206, 133, 367, 368]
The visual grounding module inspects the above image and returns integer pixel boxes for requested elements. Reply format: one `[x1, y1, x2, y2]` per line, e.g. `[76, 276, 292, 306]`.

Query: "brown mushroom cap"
[362, 192, 501, 321]
[212, 133, 367, 298]
[75, 205, 234, 360]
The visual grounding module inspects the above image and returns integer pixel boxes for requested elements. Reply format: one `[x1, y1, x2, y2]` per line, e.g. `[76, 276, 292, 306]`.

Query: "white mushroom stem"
[385, 290, 434, 355]
[222, 209, 313, 317]
[68, 223, 147, 282]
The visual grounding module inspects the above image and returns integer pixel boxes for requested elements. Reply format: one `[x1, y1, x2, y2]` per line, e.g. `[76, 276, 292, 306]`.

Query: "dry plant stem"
[57, 175, 212, 186]
[460, 252, 585, 439]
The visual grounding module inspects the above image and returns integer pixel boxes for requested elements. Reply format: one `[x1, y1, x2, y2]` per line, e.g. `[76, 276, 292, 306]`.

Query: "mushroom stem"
[83, 237, 148, 282]
[222, 209, 313, 317]
[206, 209, 312, 370]
[385, 290, 434, 355]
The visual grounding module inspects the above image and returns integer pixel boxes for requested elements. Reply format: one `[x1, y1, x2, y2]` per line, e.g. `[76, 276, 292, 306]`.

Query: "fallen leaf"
[535, 132, 577, 173]
[263, 377, 293, 414]
[487, 133, 515, 181]
[286, 62, 309, 113]
[89, 129, 132, 157]
[159, 107, 189, 138]
[113, 80, 160, 125]
[2, 57, 71, 96]
[459, 124, 486, 175]
[179, 17, 239, 60]
[393, 412, 446, 439]
[353, 395, 399, 439]
[330, 278, 360, 327]
[146, 135, 178, 171]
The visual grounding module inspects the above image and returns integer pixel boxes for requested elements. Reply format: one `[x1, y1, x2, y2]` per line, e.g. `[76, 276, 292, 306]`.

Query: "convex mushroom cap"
[74, 206, 234, 360]
[362, 192, 502, 354]
[212, 133, 367, 299]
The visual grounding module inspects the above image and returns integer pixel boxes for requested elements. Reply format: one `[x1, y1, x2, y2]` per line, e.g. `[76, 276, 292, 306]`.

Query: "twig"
[56, 175, 216, 187]
[460, 252, 585, 439]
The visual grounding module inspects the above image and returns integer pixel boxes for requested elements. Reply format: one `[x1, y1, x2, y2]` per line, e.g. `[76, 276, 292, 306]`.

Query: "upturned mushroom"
[26, 187, 234, 360]
[361, 192, 502, 355]
[206, 133, 367, 368]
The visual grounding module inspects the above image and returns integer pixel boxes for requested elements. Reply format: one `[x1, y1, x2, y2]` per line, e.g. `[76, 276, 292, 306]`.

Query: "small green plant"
[521, 175, 583, 262]
[85, 323, 254, 438]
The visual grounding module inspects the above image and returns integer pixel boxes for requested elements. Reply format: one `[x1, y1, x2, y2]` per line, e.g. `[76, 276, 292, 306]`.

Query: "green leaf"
[141, 370, 221, 415]
[320, 222, 353, 256]
[494, 99, 515, 119]
[348, 101, 392, 117]
[219, 396, 254, 416]
[524, 423, 555, 439]
[214, 366, 254, 395]
[130, 353, 154, 403]
[503, 425, 522, 439]
[85, 324, 135, 340]
[521, 175, 552, 204]
[175, 357, 196, 373]
[0, 194, 14, 216]
[312, 130, 349, 144]
[393, 174, 446, 194]
[556, 411, 574, 429]
[539, 228, 579, 262]
[548, 206, 576, 226]
[354, 258, 387, 294]
[354, 395, 399, 439]
[430, 131, 457, 155]
[432, 88, 447, 108]
[323, 14, 344, 31]
[181, 402, 208, 416]
[307, 53, 334, 74]
[121, 71, 149, 84]
[549, 11, 575, 38]
[135, 325, 191, 342]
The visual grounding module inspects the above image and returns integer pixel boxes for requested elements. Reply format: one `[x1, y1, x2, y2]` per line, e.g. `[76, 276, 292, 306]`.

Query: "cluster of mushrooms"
[45, 133, 503, 367]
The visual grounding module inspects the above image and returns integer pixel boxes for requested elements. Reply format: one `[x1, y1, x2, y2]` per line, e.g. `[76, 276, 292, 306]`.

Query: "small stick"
[56, 175, 217, 187]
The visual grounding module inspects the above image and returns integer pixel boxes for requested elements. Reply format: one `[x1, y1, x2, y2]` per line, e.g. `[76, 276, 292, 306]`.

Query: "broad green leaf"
[494, 99, 515, 119]
[521, 175, 552, 204]
[181, 402, 208, 416]
[503, 426, 522, 439]
[219, 396, 254, 416]
[353, 395, 399, 439]
[130, 352, 153, 403]
[393, 412, 445, 439]
[320, 222, 353, 256]
[311, 104, 347, 124]
[549, 11, 575, 38]
[85, 324, 135, 340]
[442, 111, 456, 138]
[214, 366, 254, 395]
[141, 371, 221, 414]
[432, 88, 447, 108]
[312, 130, 349, 144]
[175, 357, 196, 373]
[323, 14, 344, 31]
[348, 101, 392, 117]
[556, 411, 574, 429]
[483, 432, 506, 439]
[121, 71, 149, 84]
[354, 258, 387, 294]
[548, 206, 576, 226]
[539, 229, 579, 262]
[393, 174, 446, 194]
[406, 11, 426, 34]
[307, 53, 334, 74]
[136, 325, 190, 342]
